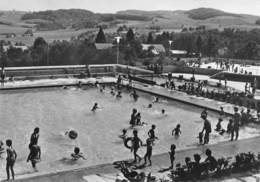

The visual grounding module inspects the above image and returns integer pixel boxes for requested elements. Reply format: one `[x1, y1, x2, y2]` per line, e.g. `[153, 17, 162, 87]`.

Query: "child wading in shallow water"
[27, 144, 41, 170]
[169, 144, 176, 169]
[172, 124, 181, 138]
[91, 102, 101, 112]
[119, 129, 127, 140]
[198, 132, 203, 145]
[6, 139, 17, 181]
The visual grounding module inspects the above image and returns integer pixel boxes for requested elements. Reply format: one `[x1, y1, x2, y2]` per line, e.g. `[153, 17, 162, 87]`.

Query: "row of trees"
[148, 28, 260, 59]
[1, 27, 260, 67]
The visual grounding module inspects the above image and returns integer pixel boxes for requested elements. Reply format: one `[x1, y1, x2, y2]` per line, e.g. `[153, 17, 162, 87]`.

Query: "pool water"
[0, 86, 259, 177]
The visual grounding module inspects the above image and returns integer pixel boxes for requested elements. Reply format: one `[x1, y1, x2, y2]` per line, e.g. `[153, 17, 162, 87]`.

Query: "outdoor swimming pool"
[0, 85, 259, 178]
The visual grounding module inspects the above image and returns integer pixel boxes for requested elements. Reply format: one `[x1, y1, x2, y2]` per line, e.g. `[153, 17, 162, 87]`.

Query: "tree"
[31, 37, 48, 65]
[206, 35, 215, 56]
[256, 19, 260, 25]
[95, 27, 106, 43]
[126, 28, 135, 42]
[196, 35, 202, 53]
[147, 32, 154, 44]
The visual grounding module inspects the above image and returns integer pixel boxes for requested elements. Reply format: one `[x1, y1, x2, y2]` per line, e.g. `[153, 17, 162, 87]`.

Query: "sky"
[1, 0, 260, 16]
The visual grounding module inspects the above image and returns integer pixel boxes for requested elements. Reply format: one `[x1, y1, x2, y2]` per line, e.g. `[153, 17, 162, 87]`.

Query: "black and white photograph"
[1, 0, 260, 181]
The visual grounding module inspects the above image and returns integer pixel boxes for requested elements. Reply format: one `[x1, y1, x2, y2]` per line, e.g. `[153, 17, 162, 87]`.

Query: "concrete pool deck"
[12, 136, 260, 182]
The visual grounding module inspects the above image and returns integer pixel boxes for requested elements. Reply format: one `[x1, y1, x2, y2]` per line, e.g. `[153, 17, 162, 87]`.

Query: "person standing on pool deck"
[29, 127, 40, 149]
[131, 130, 142, 163]
[201, 115, 211, 144]
[6, 139, 17, 181]
[231, 107, 241, 141]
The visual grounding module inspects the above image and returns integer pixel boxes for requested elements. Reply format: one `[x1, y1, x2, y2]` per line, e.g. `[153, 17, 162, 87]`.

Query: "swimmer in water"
[110, 87, 116, 96]
[71, 147, 86, 160]
[172, 124, 181, 138]
[161, 109, 166, 115]
[100, 85, 105, 92]
[119, 129, 127, 140]
[148, 104, 152, 108]
[130, 90, 139, 102]
[116, 91, 122, 99]
[152, 96, 159, 103]
[91, 103, 100, 112]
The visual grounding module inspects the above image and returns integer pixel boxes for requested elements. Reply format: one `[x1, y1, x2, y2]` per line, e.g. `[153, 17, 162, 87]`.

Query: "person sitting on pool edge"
[71, 147, 86, 161]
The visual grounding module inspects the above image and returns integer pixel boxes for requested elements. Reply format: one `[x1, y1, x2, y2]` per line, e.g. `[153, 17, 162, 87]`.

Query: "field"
[0, 9, 260, 46]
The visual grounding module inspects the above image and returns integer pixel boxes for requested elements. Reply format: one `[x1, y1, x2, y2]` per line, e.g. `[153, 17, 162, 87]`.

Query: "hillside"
[185, 8, 240, 20]
[0, 8, 260, 46]
[21, 9, 152, 31]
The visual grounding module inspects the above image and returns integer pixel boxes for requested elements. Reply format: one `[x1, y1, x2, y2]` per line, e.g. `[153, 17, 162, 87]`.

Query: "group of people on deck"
[199, 104, 256, 145]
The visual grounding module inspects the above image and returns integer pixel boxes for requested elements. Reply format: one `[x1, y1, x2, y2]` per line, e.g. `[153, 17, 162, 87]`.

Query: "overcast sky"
[1, 0, 260, 16]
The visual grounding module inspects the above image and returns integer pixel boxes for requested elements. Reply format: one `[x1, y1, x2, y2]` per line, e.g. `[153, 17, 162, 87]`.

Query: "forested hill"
[1, 8, 260, 32]
[21, 9, 152, 30]
[185, 8, 241, 20]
